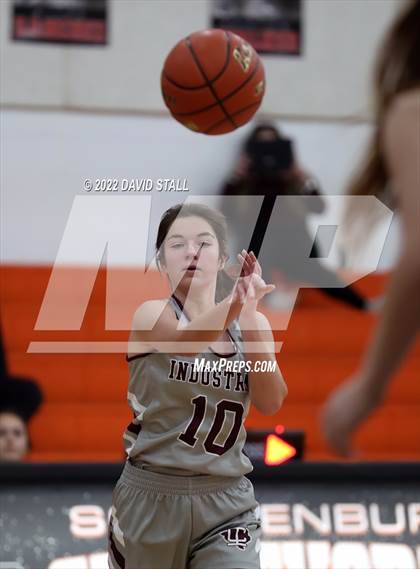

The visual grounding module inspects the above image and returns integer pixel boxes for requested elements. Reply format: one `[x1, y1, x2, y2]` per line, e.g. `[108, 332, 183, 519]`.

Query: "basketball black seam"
[172, 57, 262, 117]
[171, 100, 219, 118]
[162, 31, 231, 92]
[214, 30, 232, 83]
[185, 36, 237, 129]
[162, 70, 207, 91]
[204, 100, 261, 134]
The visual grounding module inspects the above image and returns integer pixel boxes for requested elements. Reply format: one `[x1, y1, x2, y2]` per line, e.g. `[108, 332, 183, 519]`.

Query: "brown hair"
[155, 203, 233, 301]
[347, 0, 420, 208]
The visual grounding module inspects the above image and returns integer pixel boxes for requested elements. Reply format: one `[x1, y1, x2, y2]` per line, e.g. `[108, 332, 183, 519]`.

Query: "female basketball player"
[108, 203, 287, 569]
[322, 0, 420, 456]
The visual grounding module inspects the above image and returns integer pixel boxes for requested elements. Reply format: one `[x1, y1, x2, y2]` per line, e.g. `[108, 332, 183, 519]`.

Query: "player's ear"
[156, 251, 167, 273]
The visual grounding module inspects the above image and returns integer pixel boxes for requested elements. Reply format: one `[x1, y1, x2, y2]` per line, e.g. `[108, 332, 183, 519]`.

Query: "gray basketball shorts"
[108, 460, 262, 569]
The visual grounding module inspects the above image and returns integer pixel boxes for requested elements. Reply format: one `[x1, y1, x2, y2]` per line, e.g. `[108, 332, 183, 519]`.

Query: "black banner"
[211, 0, 302, 55]
[12, 0, 107, 45]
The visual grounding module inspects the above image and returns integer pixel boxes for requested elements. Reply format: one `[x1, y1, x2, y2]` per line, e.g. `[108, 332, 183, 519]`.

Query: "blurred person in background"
[220, 122, 371, 311]
[322, 0, 420, 456]
[0, 327, 43, 461]
[0, 409, 29, 462]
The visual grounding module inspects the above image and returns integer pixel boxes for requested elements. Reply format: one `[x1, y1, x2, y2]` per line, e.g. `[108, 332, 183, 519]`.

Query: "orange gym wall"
[1, 264, 419, 462]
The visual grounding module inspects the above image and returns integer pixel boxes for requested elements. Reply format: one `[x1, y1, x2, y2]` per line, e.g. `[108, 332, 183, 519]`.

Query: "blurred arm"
[358, 91, 420, 402]
[240, 311, 288, 415]
[130, 297, 244, 356]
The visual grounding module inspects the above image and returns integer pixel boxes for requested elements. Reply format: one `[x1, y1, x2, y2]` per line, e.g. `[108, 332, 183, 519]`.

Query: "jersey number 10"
[178, 395, 244, 456]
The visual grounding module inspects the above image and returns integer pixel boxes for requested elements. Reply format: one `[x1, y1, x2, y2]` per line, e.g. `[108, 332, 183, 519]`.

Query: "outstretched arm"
[321, 91, 420, 456]
[359, 93, 420, 393]
[236, 251, 288, 415]
[130, 295, 244, 357]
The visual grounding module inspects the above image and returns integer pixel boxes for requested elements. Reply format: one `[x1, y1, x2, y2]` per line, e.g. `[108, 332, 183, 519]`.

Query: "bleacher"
[2, 265, 419, 462]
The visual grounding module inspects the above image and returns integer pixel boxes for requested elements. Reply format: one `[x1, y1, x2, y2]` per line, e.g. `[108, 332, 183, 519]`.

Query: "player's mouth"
[183, 265, 200, 272]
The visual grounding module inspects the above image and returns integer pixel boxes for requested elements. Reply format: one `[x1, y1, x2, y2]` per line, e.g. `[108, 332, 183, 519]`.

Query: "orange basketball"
[161, 29, 265, 135]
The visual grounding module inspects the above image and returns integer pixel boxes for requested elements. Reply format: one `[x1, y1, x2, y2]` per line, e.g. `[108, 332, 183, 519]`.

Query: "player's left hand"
[233, 250, 275, 305]
[320, 374, 381, 457]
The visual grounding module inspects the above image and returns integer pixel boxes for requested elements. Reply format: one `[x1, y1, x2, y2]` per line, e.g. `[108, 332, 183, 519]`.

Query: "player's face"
[0, 413, 29, 462]
[162, 215, 224, 290]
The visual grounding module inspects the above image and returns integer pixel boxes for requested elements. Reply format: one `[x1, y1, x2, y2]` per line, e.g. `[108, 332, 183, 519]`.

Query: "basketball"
[161, 29, 265, 135]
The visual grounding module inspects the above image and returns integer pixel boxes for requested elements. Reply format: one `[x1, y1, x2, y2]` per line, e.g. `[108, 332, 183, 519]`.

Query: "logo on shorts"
[219, 527, 251, 550]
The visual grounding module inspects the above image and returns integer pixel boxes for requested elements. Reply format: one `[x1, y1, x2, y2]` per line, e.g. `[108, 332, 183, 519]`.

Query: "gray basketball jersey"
[123, 295, 253, 477]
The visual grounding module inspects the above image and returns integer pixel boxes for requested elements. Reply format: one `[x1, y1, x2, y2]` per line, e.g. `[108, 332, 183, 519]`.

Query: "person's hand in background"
[321, 373, 383, 456]
[230, 152, 251, 182]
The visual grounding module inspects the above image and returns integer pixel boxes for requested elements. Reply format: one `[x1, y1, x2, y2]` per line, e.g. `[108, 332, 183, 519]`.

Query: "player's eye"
[171, 243, 184, 249]
[199, 241, 211, 247]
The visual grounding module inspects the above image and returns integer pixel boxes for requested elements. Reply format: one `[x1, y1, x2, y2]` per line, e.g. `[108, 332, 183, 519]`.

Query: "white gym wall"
[0, 0, 403, 268]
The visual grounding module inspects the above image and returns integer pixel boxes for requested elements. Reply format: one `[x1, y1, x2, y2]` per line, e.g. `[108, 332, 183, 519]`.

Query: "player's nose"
[185, 242, 201, 258]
